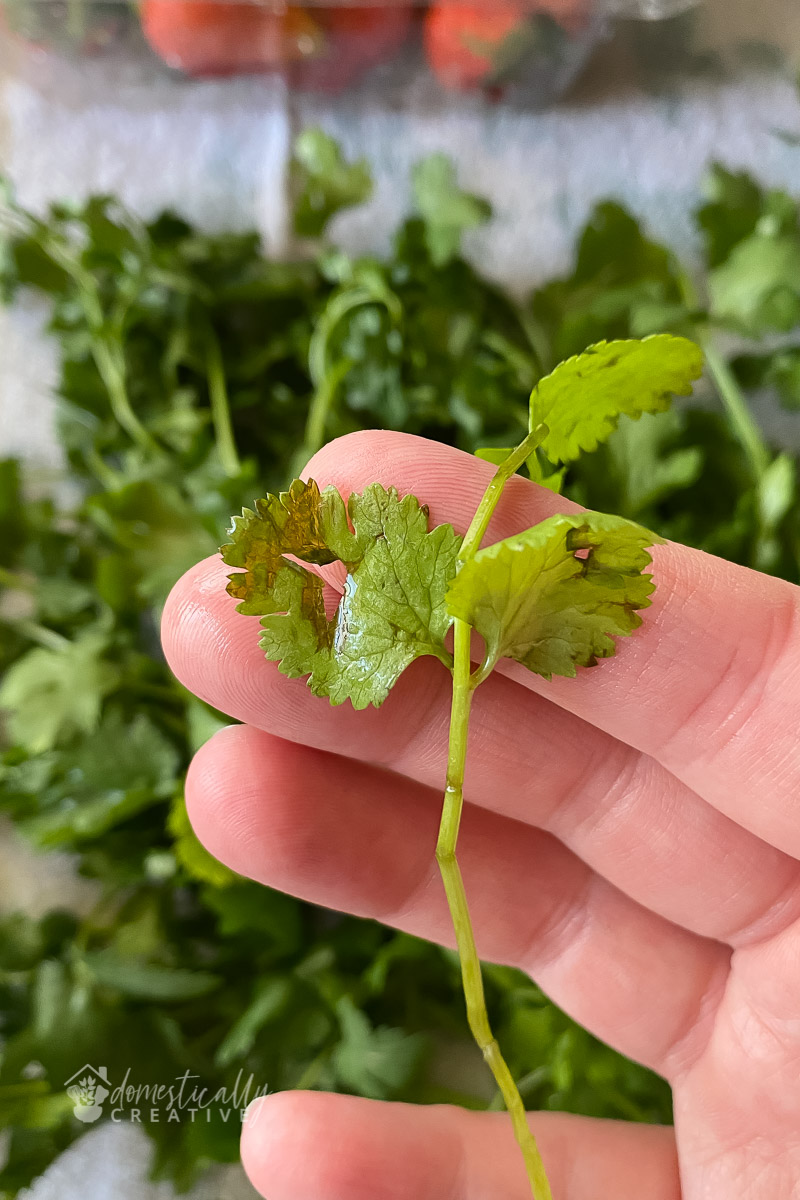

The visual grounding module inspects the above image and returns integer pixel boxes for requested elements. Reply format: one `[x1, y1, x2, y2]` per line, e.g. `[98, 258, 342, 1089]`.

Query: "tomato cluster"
[139, 1, 590, 92]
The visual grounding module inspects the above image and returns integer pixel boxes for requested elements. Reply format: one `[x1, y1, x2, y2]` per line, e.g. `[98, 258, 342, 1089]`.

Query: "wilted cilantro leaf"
[412, 155, 492, 268]
[222, 479, 461, 709]
[530, 335, 704, 463]
[447, 512, 661, 680]
[292, 130, 373, 239]
[0, 631, 119, 753]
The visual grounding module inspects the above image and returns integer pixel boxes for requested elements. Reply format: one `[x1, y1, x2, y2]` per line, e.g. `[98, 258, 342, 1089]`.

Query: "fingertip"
[184, 724, 297, 880]
[240, 1092, 462, 1200]
[161, 553, 282, 724]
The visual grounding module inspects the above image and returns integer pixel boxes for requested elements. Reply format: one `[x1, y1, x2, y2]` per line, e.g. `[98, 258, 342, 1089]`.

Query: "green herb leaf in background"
[412, 153, 492, 267]
[292, 129, 373, 239]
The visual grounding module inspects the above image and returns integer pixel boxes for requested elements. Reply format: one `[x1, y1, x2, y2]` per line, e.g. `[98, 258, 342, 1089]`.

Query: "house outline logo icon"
[64, 1065, 111, 1124]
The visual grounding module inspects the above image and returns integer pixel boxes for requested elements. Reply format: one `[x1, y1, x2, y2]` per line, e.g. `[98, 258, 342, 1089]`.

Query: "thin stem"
[206, 332, 242, 478]
[677, 266, 769, 482]
[436, 620, 552, 1200]
[459, 426, 548, 564]
[14, 619, 71, 652]
[702, 337, 770, 481]
[91, 337, 159, 456]
[299, 357, 352, 471]
[40, 233, 158, 455]
[85, 447, 123, 492]
[0, 566, 34, 592]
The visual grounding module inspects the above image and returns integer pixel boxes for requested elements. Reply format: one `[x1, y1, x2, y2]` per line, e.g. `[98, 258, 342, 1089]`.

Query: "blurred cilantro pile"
[0, 132, 798, 1194]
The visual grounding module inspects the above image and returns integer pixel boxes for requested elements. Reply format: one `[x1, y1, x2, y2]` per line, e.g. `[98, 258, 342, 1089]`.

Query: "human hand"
[162, 431, 800, 1200]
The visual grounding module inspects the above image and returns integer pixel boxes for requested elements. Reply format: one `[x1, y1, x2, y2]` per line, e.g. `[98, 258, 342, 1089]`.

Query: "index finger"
[302, 431, 800, 859]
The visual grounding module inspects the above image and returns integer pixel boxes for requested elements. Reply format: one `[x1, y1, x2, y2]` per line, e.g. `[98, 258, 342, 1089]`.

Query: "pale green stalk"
[435, 429, 553, 1200]
[206, 331, 242, 478]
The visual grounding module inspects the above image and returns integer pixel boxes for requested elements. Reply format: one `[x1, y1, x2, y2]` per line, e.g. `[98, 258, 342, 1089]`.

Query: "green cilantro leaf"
[83, 950, 221, 1002]
[447, 512, 662, 680]
[530, 335, 704, 463]
[331, 996, 427, 1100]
[222, 479, 461, 709]
[571, 410, 704, 519]
[19, 711, 179, 848]
[0, 630, 119, 753]
[214, 976, 294, 1069]
[708, 234, 800, 334]
[292, 129, 373, 239]
[88, 481, 218, 608]
[696, 164, 767, 267]
[412, 155, 491, 268]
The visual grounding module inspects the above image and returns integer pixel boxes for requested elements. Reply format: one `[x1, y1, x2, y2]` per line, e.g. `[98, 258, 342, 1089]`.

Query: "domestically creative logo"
[62, 1064, 269, 1126]
[64, 1065, 111, 1124]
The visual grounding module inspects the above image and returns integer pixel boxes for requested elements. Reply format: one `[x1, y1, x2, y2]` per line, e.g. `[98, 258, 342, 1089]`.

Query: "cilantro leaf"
[570, 410, 704, 520]
[214, 976, 294, 1069]
[708, 234, 800, 334]
[83, 951, 221, 1002]
[292, 130, 373, 239]
[447, 512, 662, 680]
[332, 997, 427, 1100]
[530, 201, 688, 363]
[530, 335, 704, 463]
[88, 481, 218, 608]
[0, 631, 119, 753]
[696, 164, 767, 267]
[19, 711, 179, 848]
[223, 479, 461, 709]
[412, 155, 491, 268]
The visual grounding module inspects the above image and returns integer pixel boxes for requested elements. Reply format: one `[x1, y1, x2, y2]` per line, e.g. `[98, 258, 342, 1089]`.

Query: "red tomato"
[424, 0, 587, 92]
[290, 5, 415, 94]
[140, 1, 323, 78]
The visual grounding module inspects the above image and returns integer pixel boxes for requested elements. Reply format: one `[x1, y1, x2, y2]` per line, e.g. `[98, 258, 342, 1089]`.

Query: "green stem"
[488, 1066, 549, 1112]
[459, 425, 548, 564]
[0, 566, 34, 592]
[40, 233, 158, 455]
[677, 266, 769, 482]
[298, 357, 352, 472]
[701, 337, 770, 481]
[436, 620, 552, 1200]
[206, 332, 242, 478]
[14, 619, 71, 652]
[292, 1048, 330, 1092]
[86, 446, 123, 492]
[91, 337, 159, 456]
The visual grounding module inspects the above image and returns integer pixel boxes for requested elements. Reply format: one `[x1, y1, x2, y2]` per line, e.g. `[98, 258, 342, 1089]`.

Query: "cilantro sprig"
[224, 334, 702, 1198]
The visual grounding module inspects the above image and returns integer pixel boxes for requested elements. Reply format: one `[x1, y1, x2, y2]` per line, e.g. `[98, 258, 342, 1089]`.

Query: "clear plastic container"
[0, 0, 709, 104]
